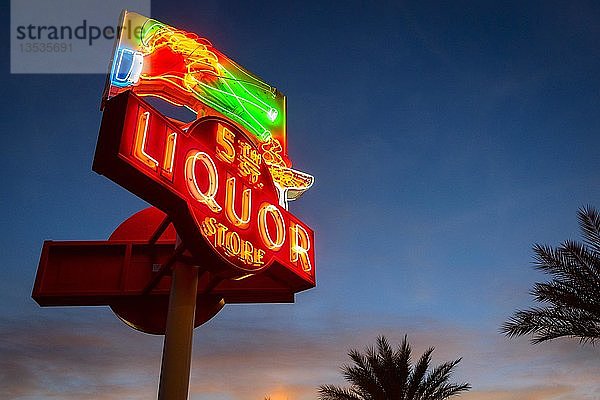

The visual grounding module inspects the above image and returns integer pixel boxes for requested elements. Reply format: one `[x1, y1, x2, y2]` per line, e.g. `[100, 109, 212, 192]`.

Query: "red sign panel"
[33, 207, 314, 334]
[94, 92, 315, 285]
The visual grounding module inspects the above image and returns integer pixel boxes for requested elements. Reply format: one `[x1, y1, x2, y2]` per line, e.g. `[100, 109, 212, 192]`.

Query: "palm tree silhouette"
[318, 336, 470, 400]
[502, 205, 600, 344]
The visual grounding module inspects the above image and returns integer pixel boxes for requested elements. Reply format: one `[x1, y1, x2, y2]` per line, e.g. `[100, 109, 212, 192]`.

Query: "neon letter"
[133, 111, 159, 170]
[185, 150, 221, 212]
[290, 222, 312, 272]
[225, 177, 251, 229]
[161, 132, 177, 180]
[226, 231, 241, 256]
[258, 203, 285, 250]
[216, 124, 235, 163]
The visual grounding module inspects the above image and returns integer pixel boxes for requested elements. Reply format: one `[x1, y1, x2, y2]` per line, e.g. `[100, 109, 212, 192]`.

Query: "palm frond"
[419, 358, 463, 399]
[578, 205, 600, 253]
[560, 240, 600, 285]
[533, 244, 591, 284]
[318, 385, 363, 400]
[343, 347, 385, 400]
[393, 335, 411, 399]
[430, 382, 472, 399]
[532, 281, 600, 315]
[369, 336, 399, 399]
[406, 347, 433, 399]
[503, 206, 600, 344]
[502, 306, 600, 344]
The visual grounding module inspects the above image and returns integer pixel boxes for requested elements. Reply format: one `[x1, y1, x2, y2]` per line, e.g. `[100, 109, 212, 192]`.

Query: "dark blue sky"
[2, 1, 600, 399]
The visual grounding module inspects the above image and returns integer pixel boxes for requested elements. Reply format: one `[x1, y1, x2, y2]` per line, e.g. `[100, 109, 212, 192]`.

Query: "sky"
[2, 1, 600, 399]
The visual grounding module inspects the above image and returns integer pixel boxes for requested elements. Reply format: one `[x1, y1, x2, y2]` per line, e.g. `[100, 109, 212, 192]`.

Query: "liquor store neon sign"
[94, 92, 314, 280]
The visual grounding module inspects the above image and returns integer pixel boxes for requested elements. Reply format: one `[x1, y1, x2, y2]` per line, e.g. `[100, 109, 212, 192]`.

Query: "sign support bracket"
[143, 242, 185, 295]
[148, 215, 172, 245]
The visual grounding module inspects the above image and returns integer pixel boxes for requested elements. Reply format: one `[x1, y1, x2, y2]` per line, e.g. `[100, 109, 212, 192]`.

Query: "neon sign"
[102, 11, 313, 209]
[94, 91, 315, 281]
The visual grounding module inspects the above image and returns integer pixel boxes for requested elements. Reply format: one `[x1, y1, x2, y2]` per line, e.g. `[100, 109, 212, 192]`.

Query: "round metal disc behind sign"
[108, 207, 224, 335]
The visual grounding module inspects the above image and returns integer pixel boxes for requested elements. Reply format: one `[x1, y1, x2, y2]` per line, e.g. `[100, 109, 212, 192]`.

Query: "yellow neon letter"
[133, 111, 159, 170]
[225, 177, 251, 229]
[216, 124, 235, 164]
[161, 132, 177, 180]
[258, 203, 285, 250]
[290, 222, 312, 272]
[185, 150, 222, 212]
[226, 231, 241, 255]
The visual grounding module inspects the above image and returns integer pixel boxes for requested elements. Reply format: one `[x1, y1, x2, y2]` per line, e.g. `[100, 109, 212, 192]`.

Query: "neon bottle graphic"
[106, 12, 313, 208]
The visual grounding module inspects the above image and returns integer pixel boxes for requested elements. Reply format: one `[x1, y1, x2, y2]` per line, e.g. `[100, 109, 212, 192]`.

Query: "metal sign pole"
[158, 236, 199, 400]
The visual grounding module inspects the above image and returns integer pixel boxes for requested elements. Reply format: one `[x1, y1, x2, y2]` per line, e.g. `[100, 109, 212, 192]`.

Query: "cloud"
[0, 311, 162, 400]
[2, 307, 599, 400]
[461, 385, 573, 400]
